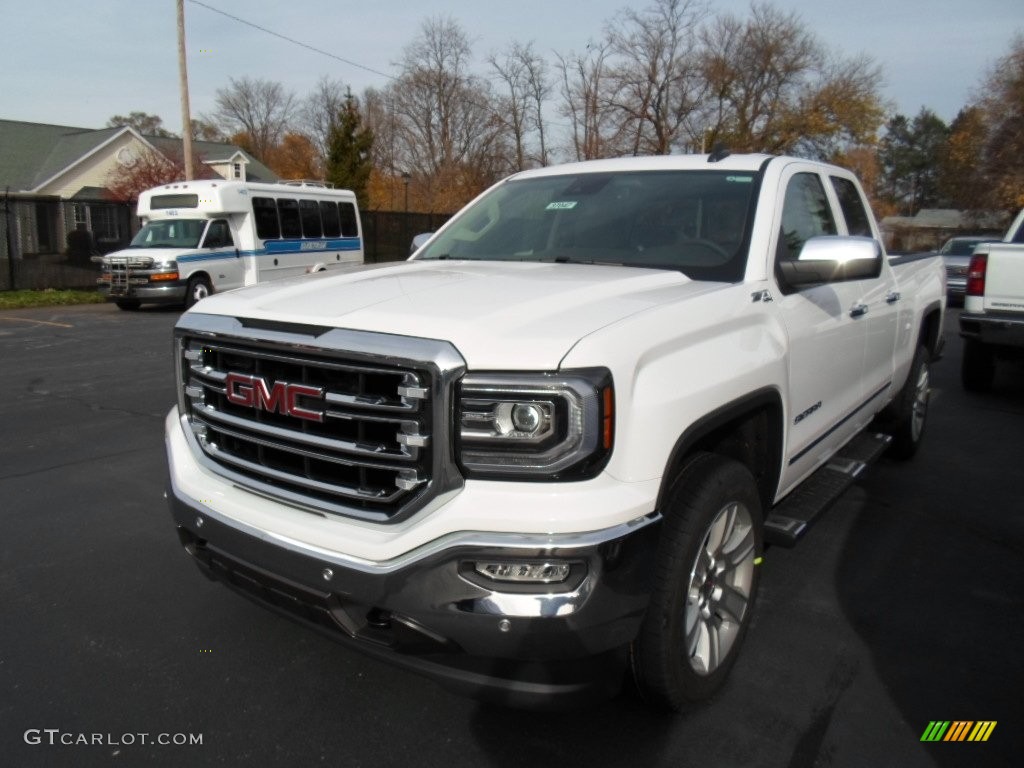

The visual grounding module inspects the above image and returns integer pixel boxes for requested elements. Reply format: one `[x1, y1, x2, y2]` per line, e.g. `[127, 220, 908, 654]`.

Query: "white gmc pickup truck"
[165, 153, 945, 710]
[960, 208, 1024, 391]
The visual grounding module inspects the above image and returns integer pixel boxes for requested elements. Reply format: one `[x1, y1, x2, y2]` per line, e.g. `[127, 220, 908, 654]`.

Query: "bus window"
[277, 199, 302, 238]
[299, 200, 322, 238]
[202, 219, 234, 249]
[320, 201, 341, 237]
[253, 197, 280, 239]
[339, 202, 358, 237]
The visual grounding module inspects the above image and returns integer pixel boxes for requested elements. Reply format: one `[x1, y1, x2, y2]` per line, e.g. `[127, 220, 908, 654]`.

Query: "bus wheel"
[185, 276, 212, 309]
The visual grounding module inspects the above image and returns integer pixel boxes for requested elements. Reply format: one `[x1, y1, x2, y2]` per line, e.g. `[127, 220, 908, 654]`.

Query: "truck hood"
[191, 260, 722, 368]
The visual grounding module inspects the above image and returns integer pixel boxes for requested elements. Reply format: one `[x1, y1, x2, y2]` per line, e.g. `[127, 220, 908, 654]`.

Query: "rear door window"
[830, 176, 873, 237]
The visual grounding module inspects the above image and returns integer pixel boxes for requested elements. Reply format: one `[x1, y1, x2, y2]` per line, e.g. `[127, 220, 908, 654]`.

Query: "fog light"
[474, 561, 571, 584]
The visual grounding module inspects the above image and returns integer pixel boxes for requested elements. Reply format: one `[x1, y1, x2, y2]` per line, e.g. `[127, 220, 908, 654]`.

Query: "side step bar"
[763, 432, 892, 547]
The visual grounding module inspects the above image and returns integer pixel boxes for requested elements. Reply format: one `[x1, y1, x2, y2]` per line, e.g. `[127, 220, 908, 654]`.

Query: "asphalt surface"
[1, 302, 1021, 768]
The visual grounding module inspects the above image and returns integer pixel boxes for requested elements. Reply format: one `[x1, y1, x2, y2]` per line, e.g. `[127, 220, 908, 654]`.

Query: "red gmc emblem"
[224, 373, 324, 423]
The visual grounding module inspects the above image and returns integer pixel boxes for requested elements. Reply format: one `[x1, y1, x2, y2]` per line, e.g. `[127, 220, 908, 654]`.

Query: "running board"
[763, 432, 892, 547]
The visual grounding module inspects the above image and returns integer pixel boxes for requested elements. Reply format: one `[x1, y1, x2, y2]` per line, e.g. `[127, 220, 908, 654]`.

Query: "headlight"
[457, 368, 613, 480]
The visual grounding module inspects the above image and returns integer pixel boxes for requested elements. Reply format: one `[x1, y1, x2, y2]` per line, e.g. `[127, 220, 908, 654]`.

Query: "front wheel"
[632, 453, 762, 710]
[184, 275, 212, 309]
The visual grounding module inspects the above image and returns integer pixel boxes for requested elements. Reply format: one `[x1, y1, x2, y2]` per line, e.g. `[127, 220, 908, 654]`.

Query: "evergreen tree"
[325, 90, 374, 209]
[878, 109, 949, 215]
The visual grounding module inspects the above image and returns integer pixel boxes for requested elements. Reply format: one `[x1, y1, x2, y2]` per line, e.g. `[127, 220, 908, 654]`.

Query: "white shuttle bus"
[98, 180, 363, 310]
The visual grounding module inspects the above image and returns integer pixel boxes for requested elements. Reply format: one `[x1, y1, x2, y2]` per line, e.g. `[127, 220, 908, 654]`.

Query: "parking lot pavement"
[1, 304, 1021, 768]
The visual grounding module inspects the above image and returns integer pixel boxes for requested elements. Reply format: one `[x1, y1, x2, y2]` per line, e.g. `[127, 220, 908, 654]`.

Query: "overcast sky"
[3, 0, 1020, 135]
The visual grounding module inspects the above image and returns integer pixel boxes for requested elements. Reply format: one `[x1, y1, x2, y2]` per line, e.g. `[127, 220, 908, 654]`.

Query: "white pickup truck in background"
[165, 153, 945, 710]
[960, 208, 1024, 391]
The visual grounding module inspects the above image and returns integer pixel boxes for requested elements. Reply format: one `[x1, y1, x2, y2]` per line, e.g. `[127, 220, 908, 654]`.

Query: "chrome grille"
[109, 262, 129, 294]
[175, 313, 466, 522]
[946, 265, 968, 278]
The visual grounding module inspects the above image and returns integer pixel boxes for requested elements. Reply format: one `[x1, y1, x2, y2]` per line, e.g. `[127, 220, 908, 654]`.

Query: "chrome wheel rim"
[193, 282, 209, 302]
[684, 501, 756, 676]
[911, 363, 929, 442]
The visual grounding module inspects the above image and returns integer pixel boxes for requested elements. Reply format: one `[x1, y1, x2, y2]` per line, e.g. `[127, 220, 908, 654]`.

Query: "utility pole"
[3, 187, 16, 291]
[177, 0, 195, 180]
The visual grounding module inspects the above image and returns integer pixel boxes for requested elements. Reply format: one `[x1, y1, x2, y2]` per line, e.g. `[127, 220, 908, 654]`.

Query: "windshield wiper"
[551, 255, 623, 266]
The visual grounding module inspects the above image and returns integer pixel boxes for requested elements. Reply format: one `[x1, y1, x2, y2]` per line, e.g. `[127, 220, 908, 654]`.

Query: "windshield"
[414, 170, 759, 282]
[130, 219, 207, 249]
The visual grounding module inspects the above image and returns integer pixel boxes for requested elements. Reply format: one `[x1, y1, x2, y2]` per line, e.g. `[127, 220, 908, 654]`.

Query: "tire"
[885, 344, 930, 460]
[632, 453, 763, 711]
[961, 339, 995, 393]
[115, 299, 140, 311]
[185, 275, 212, 309]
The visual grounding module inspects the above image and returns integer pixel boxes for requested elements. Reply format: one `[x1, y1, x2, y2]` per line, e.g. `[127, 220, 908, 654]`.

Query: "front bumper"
[960, 311, 1024, 349]
[99, 281, 187, 303]
[168, 486, 659, 707]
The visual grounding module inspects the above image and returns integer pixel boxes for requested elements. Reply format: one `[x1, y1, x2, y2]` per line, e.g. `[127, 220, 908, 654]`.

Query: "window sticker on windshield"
[546, 201, 578, 210]
[727, 176, 753, 183]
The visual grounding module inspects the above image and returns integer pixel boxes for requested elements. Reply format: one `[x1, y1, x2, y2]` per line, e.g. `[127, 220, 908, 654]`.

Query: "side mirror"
[779, 236, 882, 288]
[410, 232, 433, 255]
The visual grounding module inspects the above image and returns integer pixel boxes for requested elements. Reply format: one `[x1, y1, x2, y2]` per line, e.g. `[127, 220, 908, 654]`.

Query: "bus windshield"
[130, 219, 207, 249]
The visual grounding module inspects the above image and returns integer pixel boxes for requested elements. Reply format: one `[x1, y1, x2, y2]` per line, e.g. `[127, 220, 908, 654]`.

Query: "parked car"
[939, 236, 999, 302]
[960, 210, 1024, 391]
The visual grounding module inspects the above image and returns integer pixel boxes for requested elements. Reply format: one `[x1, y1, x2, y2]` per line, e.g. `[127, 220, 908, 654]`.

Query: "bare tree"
[521, 46, 553, 166]
[387, 17, 508, 211]
[208, 77, 297, 162]
[604, 0, 708, 155]
[360, 86, 401, 209]
[489, 44, 531, 172]
[300, 76, 350, 166]
[488, 41, 552, 170]
[556, 40, 625, 160]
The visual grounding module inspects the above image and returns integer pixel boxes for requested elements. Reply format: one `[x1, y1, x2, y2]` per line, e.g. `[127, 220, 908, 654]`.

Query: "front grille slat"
[192, 416, 417, 474]
[179, 334, 438, 520]
[193, 404, 417, 460]
[202, 441, 404, 503]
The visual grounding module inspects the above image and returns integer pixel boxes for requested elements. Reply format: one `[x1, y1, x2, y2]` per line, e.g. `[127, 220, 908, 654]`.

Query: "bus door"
[197, 218, 244, 292]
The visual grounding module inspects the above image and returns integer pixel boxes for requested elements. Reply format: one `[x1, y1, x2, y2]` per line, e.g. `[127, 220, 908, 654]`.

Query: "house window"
[233, 162, 242, 180]
[89, 205, 121, 242]
[34, 202, 58, 253]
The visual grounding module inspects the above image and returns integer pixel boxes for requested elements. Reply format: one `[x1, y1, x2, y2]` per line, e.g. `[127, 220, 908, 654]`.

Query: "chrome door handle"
[850, 303, 869, 318]
[886, 291, 901, 304]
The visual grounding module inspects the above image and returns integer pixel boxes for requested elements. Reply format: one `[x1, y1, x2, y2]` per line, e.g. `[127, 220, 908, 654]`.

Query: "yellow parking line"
[0, 316, 74, 328]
